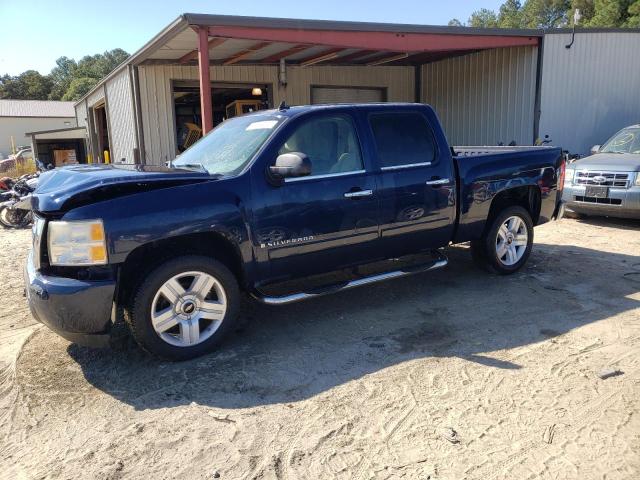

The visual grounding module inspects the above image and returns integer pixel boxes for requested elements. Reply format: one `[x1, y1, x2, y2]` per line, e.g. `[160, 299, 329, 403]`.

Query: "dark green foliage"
[454, 0, 640, 27]
[0, 70, 53, 100]
[0, 49, 129, 101]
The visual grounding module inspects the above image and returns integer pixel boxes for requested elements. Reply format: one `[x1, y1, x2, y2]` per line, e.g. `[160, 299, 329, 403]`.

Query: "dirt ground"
[1, 217, 639, 480]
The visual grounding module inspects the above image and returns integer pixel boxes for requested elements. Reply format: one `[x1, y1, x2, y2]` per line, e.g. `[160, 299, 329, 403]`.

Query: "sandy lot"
[1, 217, 639, 480]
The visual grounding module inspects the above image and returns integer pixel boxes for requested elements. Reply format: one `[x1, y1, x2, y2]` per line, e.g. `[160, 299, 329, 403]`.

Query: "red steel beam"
[260, 44, 310, 63]
[208, 26, 538, 52]
[197, 27, 213, 134]
[222, 41, 272, 65]
[179, 37, 227, 64]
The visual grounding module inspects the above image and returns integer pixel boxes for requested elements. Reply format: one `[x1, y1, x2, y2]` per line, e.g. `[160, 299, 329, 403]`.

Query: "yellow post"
[87, 154, 93, 164]
[10, 135, 16, 154]
[103, 150, 110, 164]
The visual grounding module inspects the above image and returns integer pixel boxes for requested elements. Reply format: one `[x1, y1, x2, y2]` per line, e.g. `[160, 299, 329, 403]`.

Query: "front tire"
[0, 206, 30, 228]
[124, 255, 240, 360]
[470, 206, 534, 275]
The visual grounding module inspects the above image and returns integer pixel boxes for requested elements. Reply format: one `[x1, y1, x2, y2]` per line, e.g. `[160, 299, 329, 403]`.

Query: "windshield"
[600, 127, 640, 154]
[172, 113, 285, 175]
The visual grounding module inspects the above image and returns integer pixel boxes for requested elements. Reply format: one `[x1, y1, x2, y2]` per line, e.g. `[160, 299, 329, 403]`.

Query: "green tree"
[570, 0, 596, 23]
[48, 56, 77, 100]
[0, 48, 129, 101]
[584, 0, 635, 26]
[61, 77, 96, 101]
[448, 18, 465, 26]
[469, 8, 500, 27]
[627, 0, 640, 26]
[521, 0, 571, 28]
[499, 0, 524, 27]
[455, 0, 639, 28]
[0, 70, 53, 100]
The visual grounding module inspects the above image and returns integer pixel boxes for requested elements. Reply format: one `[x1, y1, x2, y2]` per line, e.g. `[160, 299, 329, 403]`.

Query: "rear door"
[368, 110, 456, 257]
[251, 112, 379, 282]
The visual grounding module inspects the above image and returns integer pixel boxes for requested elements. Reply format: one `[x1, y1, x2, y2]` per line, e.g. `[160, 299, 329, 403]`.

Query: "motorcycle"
[0, 173, 39, 229]
[0, 177, 15, 192]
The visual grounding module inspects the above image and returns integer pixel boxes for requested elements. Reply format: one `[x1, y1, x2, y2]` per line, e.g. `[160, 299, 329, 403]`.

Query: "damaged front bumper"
[24, 250, 115, 348]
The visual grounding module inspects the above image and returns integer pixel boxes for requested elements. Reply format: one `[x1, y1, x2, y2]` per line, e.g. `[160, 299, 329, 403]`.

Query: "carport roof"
[144, 14, 540, 66]
[75, 13, 543, 106]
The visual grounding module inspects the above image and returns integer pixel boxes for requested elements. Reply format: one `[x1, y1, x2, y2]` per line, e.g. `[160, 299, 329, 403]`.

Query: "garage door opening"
[311, 86, 386, 105]
[173, 82, 271, 152]
[92, 103, 110, 162]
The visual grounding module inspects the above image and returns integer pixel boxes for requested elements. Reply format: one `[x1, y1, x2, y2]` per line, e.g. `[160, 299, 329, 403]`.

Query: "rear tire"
[124, 255, 240, 361]
[470, 206, 534, 275]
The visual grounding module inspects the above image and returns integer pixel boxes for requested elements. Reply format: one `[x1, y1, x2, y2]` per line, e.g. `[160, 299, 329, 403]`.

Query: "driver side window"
[278, 115, 363, 177]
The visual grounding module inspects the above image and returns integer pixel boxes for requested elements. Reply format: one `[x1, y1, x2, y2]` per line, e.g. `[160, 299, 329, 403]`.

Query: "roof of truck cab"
[257, 102, 431, 116]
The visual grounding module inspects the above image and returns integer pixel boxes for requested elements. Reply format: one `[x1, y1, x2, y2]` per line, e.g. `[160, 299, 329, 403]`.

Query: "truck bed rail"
[453, 145, 557, 157]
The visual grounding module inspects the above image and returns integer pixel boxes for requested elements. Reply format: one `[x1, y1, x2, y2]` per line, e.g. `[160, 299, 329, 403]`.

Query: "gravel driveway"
[1, 217, 639, 480]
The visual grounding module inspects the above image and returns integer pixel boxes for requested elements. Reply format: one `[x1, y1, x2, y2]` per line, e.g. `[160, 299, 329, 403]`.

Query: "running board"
[253, 251, 448, 305]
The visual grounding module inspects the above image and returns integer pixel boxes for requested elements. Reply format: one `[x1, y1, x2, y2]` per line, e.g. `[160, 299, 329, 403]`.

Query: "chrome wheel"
[496, 215, 528, 266]
[150, 271, 227, 347]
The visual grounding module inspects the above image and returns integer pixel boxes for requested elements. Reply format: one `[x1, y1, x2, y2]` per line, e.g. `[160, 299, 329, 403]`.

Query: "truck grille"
[575, 171, 629, 188]
[574, 196, 622, 205]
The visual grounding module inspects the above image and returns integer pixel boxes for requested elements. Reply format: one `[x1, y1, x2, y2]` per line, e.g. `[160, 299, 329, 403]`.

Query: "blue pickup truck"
[25, 103, 565, 360]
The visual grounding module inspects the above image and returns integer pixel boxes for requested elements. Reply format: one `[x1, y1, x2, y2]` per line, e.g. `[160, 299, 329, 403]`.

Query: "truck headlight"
[564, 168, 575, 184]
[48, 219, 107, 266]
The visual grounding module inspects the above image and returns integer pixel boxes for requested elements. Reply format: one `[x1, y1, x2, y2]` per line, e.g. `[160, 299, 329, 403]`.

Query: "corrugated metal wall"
[105, 68, 137, 163]
[75, 101, 87, 129]
[285, 65, 414, 105]
[539, 32, 640, 155]
[422, 46, 538, 146]
[137, 64, 414, 164]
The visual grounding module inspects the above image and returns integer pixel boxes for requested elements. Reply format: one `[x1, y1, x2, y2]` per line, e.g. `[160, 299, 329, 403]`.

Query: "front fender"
[60, 178, 254, 268]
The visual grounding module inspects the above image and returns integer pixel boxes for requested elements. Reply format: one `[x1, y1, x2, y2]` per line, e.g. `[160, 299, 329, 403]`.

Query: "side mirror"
[269, 152, 312, 180]
[590, 145, 601, 155]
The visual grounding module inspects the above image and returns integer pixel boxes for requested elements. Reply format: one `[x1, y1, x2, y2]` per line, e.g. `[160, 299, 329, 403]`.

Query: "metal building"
[0, 100, 76, 159]
[73, 14, 640, 165]
[539, 30, 640, 154]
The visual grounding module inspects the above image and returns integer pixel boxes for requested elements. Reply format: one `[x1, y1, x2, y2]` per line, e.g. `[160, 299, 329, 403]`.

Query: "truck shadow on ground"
[567, 215, 640, 231]
[65, 242, 640, 410]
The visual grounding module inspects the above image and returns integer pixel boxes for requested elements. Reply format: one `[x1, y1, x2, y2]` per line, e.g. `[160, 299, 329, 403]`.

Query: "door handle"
[344, 189, 373, 198]
[425, 178, 451, 186]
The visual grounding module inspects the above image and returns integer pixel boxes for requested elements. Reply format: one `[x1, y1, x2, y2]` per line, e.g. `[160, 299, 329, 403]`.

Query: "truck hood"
[570, 153, 640, 172]
[32, 164, 213, 213]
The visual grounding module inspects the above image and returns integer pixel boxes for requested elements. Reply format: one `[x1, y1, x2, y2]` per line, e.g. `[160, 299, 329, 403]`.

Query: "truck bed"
[451, 145, 564, 244]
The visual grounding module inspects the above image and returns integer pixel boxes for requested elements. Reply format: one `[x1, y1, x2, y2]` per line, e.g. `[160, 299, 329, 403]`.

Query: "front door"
[368, 110, 456, 257]
[252, 113, 379, 283]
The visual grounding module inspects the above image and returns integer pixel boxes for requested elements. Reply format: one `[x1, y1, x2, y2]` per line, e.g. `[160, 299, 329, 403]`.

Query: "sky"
[0, 0, 503, 76]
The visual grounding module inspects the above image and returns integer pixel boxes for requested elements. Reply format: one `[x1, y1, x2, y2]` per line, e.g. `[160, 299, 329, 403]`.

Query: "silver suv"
[563, 125, 640, 219]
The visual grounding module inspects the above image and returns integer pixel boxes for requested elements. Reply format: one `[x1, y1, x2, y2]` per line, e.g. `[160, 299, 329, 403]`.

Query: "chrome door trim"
[284, 169, 366, 183]
[380, 162, 432, 171]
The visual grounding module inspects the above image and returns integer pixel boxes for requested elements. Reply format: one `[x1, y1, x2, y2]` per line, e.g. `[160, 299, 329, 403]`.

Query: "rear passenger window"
[369, 112, 436, 168]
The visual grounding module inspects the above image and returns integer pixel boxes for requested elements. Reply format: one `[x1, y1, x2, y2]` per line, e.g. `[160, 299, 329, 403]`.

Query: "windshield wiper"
[175, 163, 208, 173]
